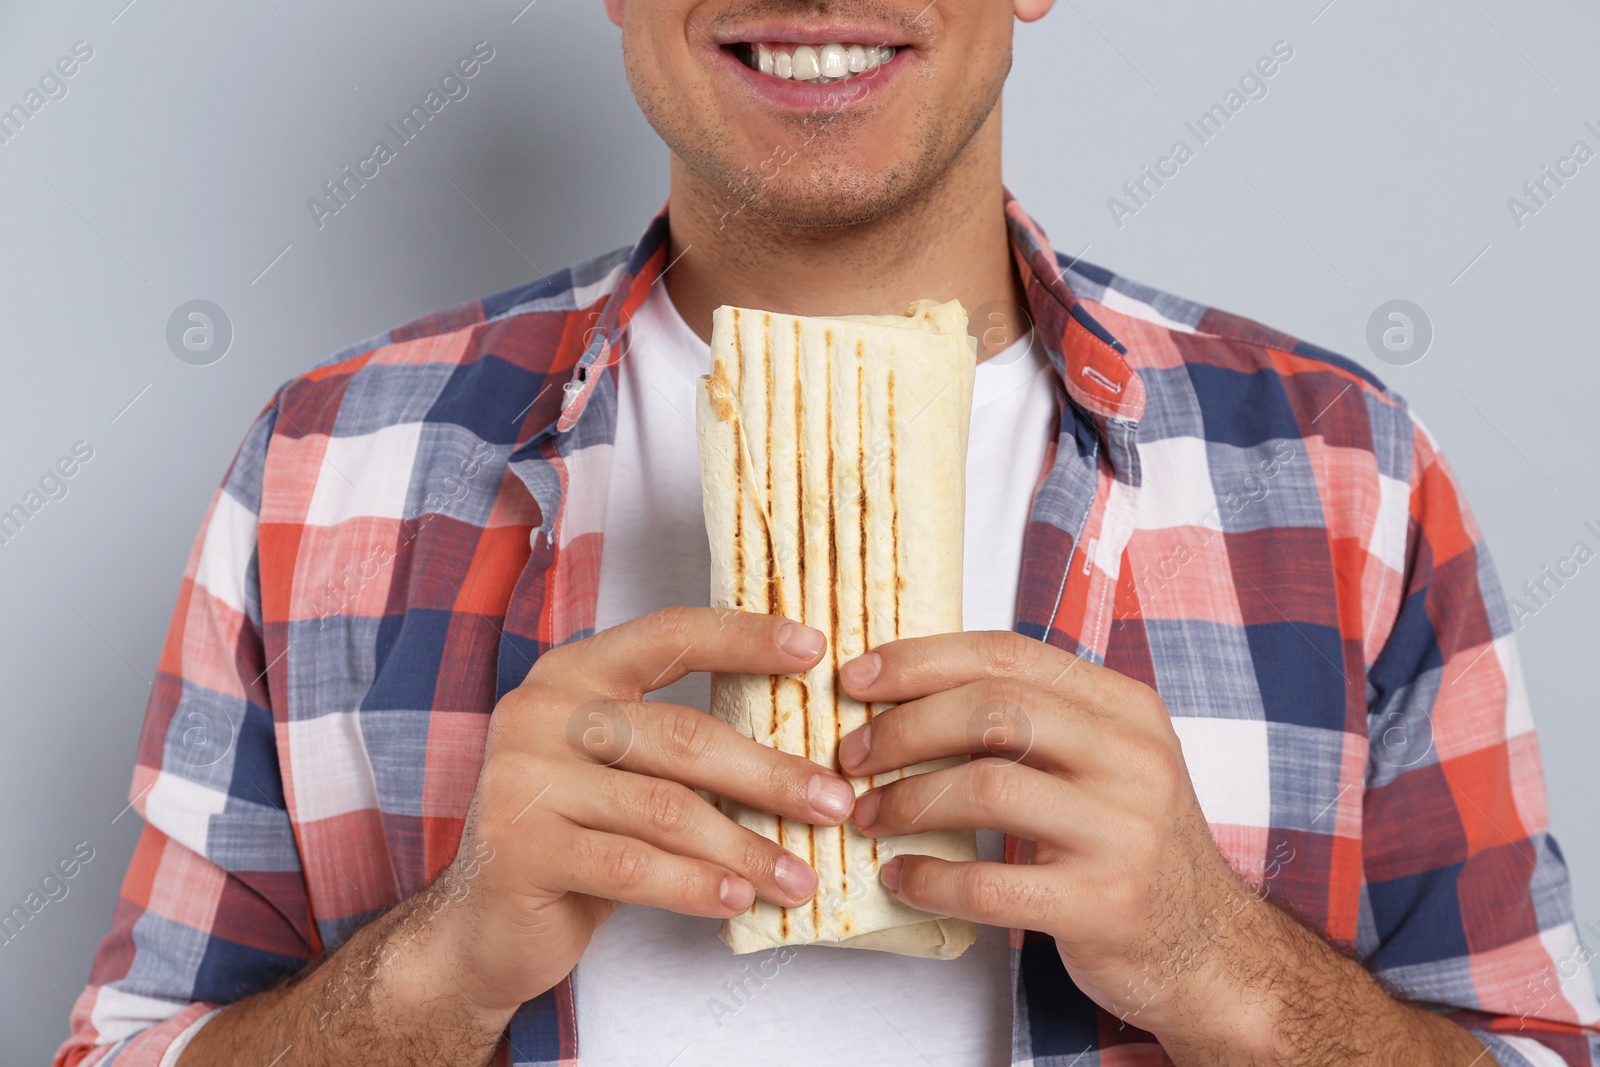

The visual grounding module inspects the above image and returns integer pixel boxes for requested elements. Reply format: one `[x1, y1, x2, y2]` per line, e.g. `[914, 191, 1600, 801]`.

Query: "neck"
[661, 111, 1024, 357]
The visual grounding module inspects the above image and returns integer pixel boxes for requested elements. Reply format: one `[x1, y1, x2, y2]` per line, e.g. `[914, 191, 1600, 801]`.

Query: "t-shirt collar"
[537, 193, 1146, 456]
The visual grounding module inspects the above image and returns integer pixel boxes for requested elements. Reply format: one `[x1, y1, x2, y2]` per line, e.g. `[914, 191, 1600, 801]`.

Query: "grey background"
[2, 0, 1596, 1060]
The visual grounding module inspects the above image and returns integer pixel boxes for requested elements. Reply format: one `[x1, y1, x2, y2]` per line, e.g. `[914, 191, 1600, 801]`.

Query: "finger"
[569, 699, 858, 826]
[839, 629, 1140, 709]
[881, 855, 1058, 932]
[544, 821, 758, 918]
[839, 678, 1096, 777]
[564, 767, 820, 907]
[531, 607, 826, 699]
[853, 759, 1089, 847]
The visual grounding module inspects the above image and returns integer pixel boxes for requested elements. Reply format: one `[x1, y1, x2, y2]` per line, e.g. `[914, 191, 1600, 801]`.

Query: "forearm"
[177, 872, 510, 1067]
[1158, 897, 1486, 1066]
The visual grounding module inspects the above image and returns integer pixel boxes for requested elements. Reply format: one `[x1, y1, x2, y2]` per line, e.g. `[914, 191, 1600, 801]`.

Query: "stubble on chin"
[642, 53, 1004, 231]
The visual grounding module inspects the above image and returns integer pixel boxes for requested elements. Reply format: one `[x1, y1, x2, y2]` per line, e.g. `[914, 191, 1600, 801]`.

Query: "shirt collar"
[1001, 191, 1145, 432]
[529, 194, 1145, 461]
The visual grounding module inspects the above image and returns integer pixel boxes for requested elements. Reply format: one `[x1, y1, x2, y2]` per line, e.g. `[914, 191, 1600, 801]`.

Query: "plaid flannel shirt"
[58, 196, 1600, 1067]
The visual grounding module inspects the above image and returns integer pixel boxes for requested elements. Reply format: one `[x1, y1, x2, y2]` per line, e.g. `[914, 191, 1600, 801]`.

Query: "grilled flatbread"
[696, 299, 978, 959]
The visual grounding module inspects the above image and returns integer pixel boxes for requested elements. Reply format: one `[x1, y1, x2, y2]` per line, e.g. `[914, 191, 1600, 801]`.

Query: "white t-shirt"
[581, 284, 1056, 1067]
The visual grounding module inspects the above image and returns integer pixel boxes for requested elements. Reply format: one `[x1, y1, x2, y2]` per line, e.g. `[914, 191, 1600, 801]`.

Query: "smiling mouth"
[731, 42, 898, 84]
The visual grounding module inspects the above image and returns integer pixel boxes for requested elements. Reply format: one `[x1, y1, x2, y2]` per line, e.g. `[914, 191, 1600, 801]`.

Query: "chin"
[725, 159, 923, 229]
[683, 110, 991, 233]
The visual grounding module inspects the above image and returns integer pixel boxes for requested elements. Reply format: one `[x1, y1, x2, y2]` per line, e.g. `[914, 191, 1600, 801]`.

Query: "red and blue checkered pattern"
[57, 198, 1600, 1067]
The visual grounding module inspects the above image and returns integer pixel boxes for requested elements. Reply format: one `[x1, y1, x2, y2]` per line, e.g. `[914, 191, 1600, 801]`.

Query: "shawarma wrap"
[696, 299, 978, 959]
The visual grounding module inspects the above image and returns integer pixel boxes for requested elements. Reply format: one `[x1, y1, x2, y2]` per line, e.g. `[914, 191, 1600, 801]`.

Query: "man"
[57, 1, 1600, 1064]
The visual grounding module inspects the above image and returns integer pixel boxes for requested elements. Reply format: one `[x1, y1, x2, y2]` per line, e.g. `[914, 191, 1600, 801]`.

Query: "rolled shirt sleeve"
[1360, 413, 1600, 1066]
[56, 399, 314, 1066]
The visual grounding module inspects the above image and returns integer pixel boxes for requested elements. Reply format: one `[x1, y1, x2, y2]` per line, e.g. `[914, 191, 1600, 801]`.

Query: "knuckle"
[737, 838, 779, 880]
[762, 755, 804, 810]
[867, 708, 903, 752]
[978, 630, 1027, 675]
[1132, 682, 1163, 717]
[596, 838, 650, 892]
[479, 757, 546, 826]
[567, 697, 635, 765]
[1097, 869, 1146, 916]
[639, 780, 693, 834]
[477, 755, 518, 804]
[648, 605, 699, 645]
[484, 712, 514, 752]
[959, 867, 1010, 918]
[970, 758, 1022, 811]
[661, 706, 716, 764]
[1154, 739, 1186, 782]
[1109, 673, 1162, 718]
[527, 641, 576, 682]
[1133, 734, 1186, 788]
[487, 686, 548, 746]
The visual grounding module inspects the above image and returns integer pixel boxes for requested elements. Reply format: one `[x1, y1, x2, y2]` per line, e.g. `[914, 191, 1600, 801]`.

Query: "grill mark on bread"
[823, 334, 837, 770]
[753, 315, 777, 745]
[838, 334, 864, 908]
[768, 314, 790, 925]
[816, 326, 839, 936]
[889, 371, 902, 790]
[792, 326, 818, 933]
[793, 321, 808, 621]
[741, 312, 789, 905]
[856, 343, 871, 663]
[770, 677, 785, 870]
[888, 369, 903, 788]
[800, 316, 812, 767]
[732, 313, 745, 611]
[764, 320, 781, 619]
[888, 370, 901, 640]
[850, 342, 871, 892]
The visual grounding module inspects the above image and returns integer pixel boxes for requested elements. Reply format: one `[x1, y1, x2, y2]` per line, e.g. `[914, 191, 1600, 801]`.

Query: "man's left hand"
[837, 630, 1488, 1064]
[838, 629, 1269, 1044]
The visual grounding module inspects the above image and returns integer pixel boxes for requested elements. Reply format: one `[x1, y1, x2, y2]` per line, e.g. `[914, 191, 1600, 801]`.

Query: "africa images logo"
[1107, 40, 1295, 229]
[0, 40, 94, 149]
[307, 41, 496, 229]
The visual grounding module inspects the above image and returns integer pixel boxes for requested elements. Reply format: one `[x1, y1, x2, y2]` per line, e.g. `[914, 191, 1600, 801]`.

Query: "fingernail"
[773, 854, 817, 901]
[777, 622, 826, 659]
[720, 876, 755, 910]
[853, 789, 881, 831]
[807, 775, 856, 821]
[880, 858, 902, 892]
[838, 722, 872, 772]
[840, 652, 881, 690]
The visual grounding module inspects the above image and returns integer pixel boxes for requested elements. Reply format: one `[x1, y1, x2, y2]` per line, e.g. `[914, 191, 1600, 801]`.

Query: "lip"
[708, 19, 916, 49]
[709, 41, 910, 112]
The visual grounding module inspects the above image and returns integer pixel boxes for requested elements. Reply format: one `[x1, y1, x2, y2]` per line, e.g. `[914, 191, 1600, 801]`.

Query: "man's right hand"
[432, 606, 853, 1018]
[178, 607, 851, 1066]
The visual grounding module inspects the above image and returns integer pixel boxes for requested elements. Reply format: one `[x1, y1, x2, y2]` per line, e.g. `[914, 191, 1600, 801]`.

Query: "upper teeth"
[751, 42, 896, 83]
